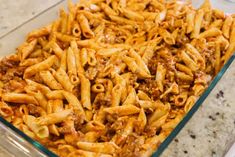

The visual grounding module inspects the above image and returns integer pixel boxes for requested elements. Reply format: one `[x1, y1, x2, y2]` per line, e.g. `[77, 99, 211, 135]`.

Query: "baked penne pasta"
[1, 0, 235, 156]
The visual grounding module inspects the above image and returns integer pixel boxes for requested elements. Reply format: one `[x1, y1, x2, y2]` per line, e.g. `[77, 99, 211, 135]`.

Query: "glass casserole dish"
[0, 0, 235, 157]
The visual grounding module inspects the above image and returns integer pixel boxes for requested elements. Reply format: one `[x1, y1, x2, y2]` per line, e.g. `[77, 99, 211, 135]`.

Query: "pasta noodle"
[0, 0, 235, 157]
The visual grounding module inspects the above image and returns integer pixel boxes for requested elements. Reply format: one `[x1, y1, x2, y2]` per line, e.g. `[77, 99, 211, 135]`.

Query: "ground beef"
[3, 80, 26, 93]
[129, 74, 138, 86]
[147, 57, 158, 75]
[0, 55, 20, 73]
[85, 67, 98, 80]
[93, 93, 111, 109]
[116, 134, 145, 157]
[27, 104, 42, 117]
[138, 79, 160, 100]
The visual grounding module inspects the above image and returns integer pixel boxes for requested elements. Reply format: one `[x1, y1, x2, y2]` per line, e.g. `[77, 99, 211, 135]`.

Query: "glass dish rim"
[0, 0, 234, 156]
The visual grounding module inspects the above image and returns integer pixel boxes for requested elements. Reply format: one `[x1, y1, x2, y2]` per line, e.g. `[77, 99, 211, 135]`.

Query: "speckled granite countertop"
[0, 0, 235, 157]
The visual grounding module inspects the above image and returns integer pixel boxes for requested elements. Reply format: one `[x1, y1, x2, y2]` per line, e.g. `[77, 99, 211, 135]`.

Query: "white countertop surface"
[0, 0, 235, 157]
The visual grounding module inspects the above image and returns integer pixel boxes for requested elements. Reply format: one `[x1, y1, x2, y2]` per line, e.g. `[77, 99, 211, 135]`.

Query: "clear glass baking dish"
[0, 0, 235, 157]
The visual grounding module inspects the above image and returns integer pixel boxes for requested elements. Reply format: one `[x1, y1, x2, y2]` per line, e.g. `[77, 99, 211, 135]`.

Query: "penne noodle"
[128, 49, 150, 75]
[120, 8, 144, 21]
[222, 16, 233, 39]
[198, 27, 222, 39]
[181, 50, 199, 71]
[155, 64, 166, 92]
[109, 15, 136, 25]
[2, 93, 38, 105]
[215, 41, 221, 74]
[136, 108, 147, 132]
[186, 10, 196, 34]
[122, 87, 136, 106]
[51, 42, 63, 59]
[138, 100, 158, 111]
[158, 28, 175, 45]
[104, 105, 140, 116]
[71, 40, 85, 74]
[176, 63, 193, 76]
[72, 22, 82, 37]
[160, 82, 179, 99]
[19, 58, 43, 67]
[25, 79, 51, 95]
[111, 84, 122, 107]
[87, 49, 97, 66]
[68, 150, 112, 157]
[84, 131, 101, 142]
[191, 9, 204, 38]
[91, 83, 105, 93]
[60, 9, 68, 34]
[176, 71, 194, 82]
[0, 102, 14, 117]
[53, 99, 64, 113]
[23, 115, 49, 138]
[39, 71, 63, 90]
[54, 68, 74, 92]
[35, 109, 72, 125]
[18, 39, 37, 61]
[122, 56, 151, 78]
[97, 48, 123, 57]
[79, 74, 92, 110]
[46, 90, 64, 99]
[174, 92, 188, 106]
[29, 49, 43, 58]
[67, 11, 74, 35]
[184, 96, 197, 113]
[100, 3, 118, 16]
[186, 43, 205, 69]
[49, 124, 60, 136]
[67, 47, 80, 85]
[31, 91, 48, 110]
[77, 14, 94, 38]
[80, 48, 88, 66]
[21, 124, 36, 139]
[58, 145, 76, 157]
[213, 9, 225, 19]
[62, 91, 86, 121]
[24, 55, 57, 78]
[60, 49, 67, 71]
[192, 84, 205, 96]
[208, 19, 223, 29]
[55, 32, 77, 42]
[76, 39, 101, 49]
[27, 24, 51, 39]
[137, 90, 151, 101]
[77, 142, 119, 154]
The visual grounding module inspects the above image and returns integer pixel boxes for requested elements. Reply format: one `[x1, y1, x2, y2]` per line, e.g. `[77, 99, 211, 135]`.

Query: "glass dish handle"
[0, 122, 47, 157]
